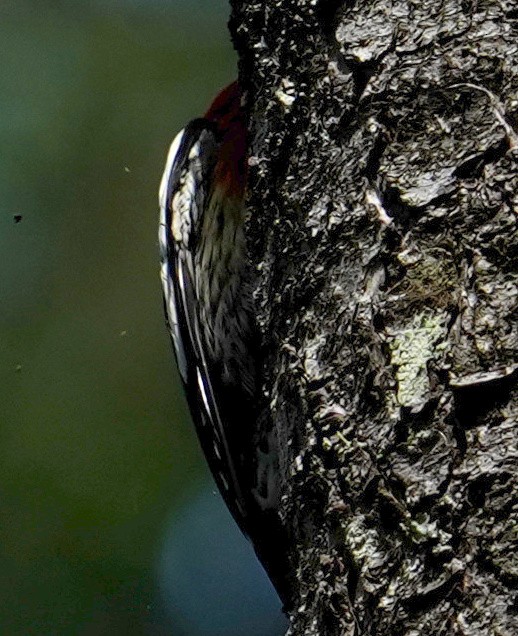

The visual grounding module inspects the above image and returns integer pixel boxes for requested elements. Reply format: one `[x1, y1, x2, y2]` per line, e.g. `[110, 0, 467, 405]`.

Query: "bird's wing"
[158, 120, 247, 526]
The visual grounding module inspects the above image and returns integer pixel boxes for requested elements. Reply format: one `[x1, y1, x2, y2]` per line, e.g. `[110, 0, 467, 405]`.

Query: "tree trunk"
[229, 1, 518, 634]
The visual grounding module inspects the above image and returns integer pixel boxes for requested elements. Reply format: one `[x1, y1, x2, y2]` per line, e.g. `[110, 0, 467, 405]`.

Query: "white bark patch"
[275, 78, 297, 111]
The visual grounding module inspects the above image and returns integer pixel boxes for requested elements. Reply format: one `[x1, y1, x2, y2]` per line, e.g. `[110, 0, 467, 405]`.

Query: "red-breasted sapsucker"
[159, 83, 289, 603]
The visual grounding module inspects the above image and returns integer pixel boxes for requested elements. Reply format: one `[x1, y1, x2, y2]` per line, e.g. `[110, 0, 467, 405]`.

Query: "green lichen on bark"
[388, 310, 449, 409]
[230, 0, 518, 634]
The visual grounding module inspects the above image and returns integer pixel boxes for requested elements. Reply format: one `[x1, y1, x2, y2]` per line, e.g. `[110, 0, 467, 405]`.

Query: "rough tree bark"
[229, 1, 518, 635]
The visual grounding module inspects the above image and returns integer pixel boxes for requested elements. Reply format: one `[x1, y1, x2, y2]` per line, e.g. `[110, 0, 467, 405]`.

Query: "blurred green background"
[0, 2, 287, 634]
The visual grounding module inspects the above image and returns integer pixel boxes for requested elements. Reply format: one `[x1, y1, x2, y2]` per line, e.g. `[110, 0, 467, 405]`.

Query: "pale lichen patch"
[388, 311, 448, 409]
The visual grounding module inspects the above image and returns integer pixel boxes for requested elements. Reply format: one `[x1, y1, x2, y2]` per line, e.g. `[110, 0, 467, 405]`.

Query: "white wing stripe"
[159, 129, 185, 212]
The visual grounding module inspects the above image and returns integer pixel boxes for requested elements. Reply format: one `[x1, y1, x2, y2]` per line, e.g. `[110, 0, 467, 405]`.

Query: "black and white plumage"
[159, 118, 251, 524]
[159, 84, 289, 603]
